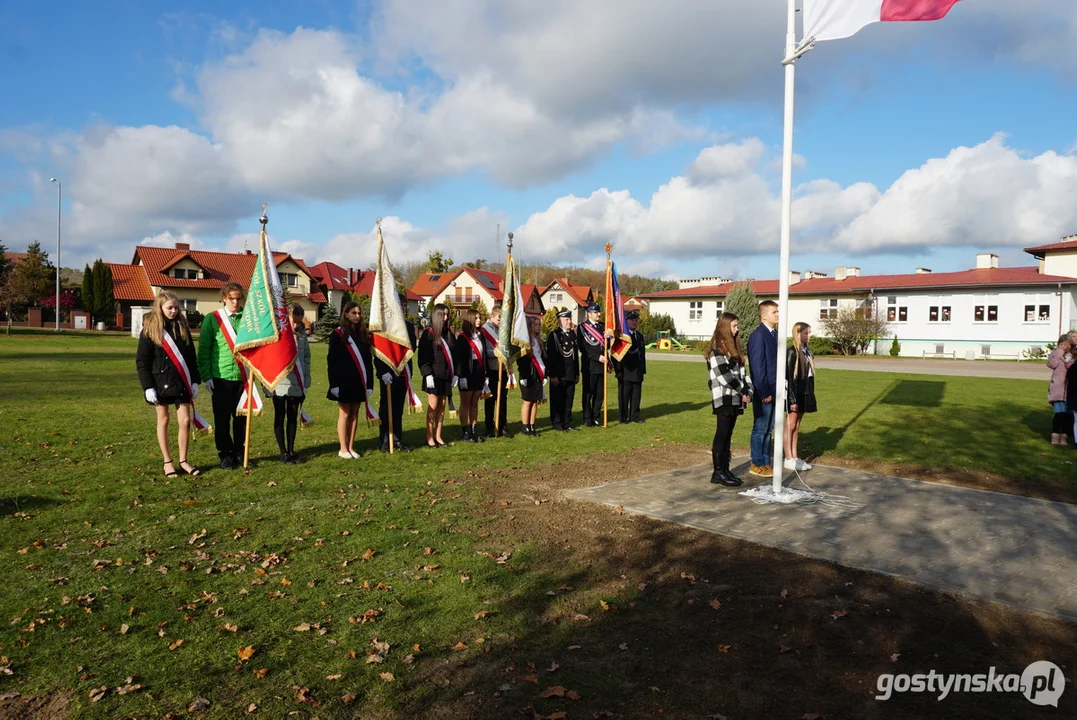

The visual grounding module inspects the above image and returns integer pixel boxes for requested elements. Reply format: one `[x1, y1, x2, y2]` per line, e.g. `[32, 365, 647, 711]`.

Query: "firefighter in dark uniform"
[546, 309, 580, 431]
[576, 303, 608, 427]
[614, 310, 647, 424]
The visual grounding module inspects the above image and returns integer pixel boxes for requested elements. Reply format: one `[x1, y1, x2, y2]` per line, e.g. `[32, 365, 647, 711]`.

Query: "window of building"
[975, 304, 999, 322]
[928, 306, 951, 323]
[179, 298, 197, 311]
[886, 297, 907, 323]
[173, 268, 185, 279]
[550, 292, 563, 303]
[1025, 304, 1050, 322]
[689, 301, 703, 320]
[280, 273, 298, 288]
[819, 298, 837, 320]
[186, 269, 199, 280]
[715, 300, 724, 318]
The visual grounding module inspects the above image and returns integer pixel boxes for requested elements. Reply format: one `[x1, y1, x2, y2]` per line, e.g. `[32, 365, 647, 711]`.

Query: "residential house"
[306, 261, 422, 317]
[640, 243, 1077, 358]
[540, 278, 594, 325]
[108, 242, 327, 329]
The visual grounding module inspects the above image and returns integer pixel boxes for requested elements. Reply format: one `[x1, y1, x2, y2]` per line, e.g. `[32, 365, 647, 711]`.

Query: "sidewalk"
[564, 461, 1077, 622]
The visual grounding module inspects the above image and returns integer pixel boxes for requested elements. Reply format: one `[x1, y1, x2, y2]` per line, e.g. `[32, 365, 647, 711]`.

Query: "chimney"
[789, 270, 801, 285]
[915, 267, 932, 274]
[245, 250, 252, 255]
[975, 253, 998, 269]
[175, 242, 190, 251]
[835, 266, 847, 281]
[846, 267, 860, 277]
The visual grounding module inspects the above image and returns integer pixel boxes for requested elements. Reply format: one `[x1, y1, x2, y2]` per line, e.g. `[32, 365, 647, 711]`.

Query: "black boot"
[472, 424, 484, 442]
[461, 426, 473, 443]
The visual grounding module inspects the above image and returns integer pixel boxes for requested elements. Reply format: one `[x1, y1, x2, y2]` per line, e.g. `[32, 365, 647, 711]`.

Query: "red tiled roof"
[108, 263, 154, 302]
[4, 251, 29, 266]
[1024, 237, 1077, 256]
[307, 261, 352, 291]
[640, 266, 1077, 299]
[542, 278, 593, 305]
[411, 270, 462, 297]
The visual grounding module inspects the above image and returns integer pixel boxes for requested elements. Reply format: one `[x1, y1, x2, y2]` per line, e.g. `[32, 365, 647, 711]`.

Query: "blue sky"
[2, 1, 1076, 283]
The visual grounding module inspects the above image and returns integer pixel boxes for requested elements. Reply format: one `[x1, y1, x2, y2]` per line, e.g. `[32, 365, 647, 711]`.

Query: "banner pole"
[495, 361, 504, 435]
[243, 373, 254, 469]
[387, 379, 395, 455]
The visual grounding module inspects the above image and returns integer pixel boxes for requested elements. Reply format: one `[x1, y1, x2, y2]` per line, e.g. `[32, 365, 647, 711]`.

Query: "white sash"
[213, 308, 264, 416]
[161, 331, 212, 433]
[529, 338, 547, 402]
[336, 328, 378, 422]
[480, 323, 516, 388]
[437, 335, 457, 387]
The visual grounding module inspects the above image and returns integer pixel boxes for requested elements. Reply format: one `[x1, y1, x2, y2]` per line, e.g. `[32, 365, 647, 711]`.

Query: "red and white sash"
[335, 328, 379, 421]
[462, 332, 484, 366]
[530, 339, 547, 402]
[291, 354, 314, 427]
[437, 334, 457, 385]
[161, 331, 212, 433]
[480, 323, 516, 388]
[581, 322, 605, 346]
[214, 308, 264, 416]
[404, 365, 423, 411]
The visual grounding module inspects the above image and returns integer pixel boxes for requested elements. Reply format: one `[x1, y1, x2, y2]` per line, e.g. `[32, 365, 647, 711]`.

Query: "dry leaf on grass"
[88, 686, 109, 702]
[341, 693, 356, 704]
[379, 672, 395, 682]
[245, 703, 257, 714]
[717, 645, 731, 653]
[566, 690, 581, 700]
[451, 641, 468, 651]
[237, 645, 256, 661]
[222, 623, 238, 633]
[781, 588, 789, 600]
[168, 639, 184, 651]
[709, 599, 722, 610]
[253, 667, 268, 679]
[365, 654, 383, 664]
[115, 682, 143, 695]
[325, 674, 342, 681]
[293, 622, 312, 632]
[540, 685, 566, 698]
[361, 548, 376, 561]
[188, 696, 210, 711]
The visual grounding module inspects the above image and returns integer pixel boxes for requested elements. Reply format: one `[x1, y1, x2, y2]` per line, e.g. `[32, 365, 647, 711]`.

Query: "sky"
[2, 0, 1077, 284]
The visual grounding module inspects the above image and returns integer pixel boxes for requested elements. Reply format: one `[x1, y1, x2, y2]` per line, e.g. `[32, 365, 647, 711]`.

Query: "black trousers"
[272, 396, 302, 454]
[1053, 411, 1072, 434]
[581, 370, 605, 424]
[618, 380, 642, 423]
[484, 377, 509, 435]
[712, 408, 738, 473]
[379, 377, 407, 444]
[549, 379, 577, 430]
[211, 378, 248, 459]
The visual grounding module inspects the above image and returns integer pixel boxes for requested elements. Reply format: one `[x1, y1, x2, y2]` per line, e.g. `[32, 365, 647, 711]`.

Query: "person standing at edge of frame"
[197, 282, 248, 471]
[577, 302, 608, 427]
[374, 292, 418, 453]
[614, 309, 647, 424]
[747, 299, 779, 478]
[546, 309, 580, 431]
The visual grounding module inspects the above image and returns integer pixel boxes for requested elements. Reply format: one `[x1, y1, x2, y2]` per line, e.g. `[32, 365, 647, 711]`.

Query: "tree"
[889, 335, 901, 357]
[724, 282, 759, 354]
[821, 306, 890, 356]
[541, 306, 559, 336]
[19, 242, 55, 309]
[463, 259, 487, 270]
[312, 301, 339, 342]
[81, 264, 95, 315]
[0, 241, 9, 286]
[90, 259, 114, 323]
[425, 251, 454, 273]
[469, 298, 490, 326]
[636, 309, 676, 344]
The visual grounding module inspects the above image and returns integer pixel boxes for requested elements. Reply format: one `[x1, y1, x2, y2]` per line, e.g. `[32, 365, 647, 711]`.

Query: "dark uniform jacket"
[614, 330, 647, 381]
[418, 328, 455, 382]
[136, 322, 201, 398]
[327, 329, 373, 401]
[545, 327, 579, 382]
[576, 320, 606, 373]
[453, 330, 488, 387]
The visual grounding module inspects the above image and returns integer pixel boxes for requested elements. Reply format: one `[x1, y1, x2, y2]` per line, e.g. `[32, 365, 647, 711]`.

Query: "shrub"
[185, 310, 204, 329]
[889, 335, 901, 356]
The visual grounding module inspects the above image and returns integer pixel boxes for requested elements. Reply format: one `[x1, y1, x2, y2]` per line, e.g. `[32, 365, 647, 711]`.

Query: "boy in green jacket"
[197, 283, 247, 469]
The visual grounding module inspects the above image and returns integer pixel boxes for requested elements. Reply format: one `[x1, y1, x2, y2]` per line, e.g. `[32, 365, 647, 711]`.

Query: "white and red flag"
[367, 220, 414, 375]
[804, 0, 961, 42]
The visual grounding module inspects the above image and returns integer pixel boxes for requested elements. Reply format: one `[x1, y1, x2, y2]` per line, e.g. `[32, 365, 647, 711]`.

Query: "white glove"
[330, 387, 340, 398]
[204, 379, 215, 392]
[381, 373, 394, 385]
[520, 378, 529, 387]
[424, 376, 434, 391]
[191, 384, 199, 400]
[144, 388, 158, 404]
[459, 378, 468, 391]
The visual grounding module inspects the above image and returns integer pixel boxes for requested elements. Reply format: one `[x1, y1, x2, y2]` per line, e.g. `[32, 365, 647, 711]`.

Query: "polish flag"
[804, 0, 961, 43]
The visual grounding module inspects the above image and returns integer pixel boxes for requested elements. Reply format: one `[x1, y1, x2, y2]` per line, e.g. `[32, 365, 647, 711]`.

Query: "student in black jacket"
[136, 291, 203, 478]
[417, 303, 455, 448]
[327, 301, 374, 459]
[784, 321, 818, 472]
[613, 310, 647, 423]
[516, 315, 546, 436]
[453, 308, 488, 443]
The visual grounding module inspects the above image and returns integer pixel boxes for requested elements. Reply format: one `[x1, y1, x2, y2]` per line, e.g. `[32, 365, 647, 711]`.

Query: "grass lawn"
[0, 332, 1074, 718]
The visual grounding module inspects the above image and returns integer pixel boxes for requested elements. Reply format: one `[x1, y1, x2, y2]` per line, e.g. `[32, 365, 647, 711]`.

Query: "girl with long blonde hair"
[784, 321, 818, 471]
[136, 291, 202, 477]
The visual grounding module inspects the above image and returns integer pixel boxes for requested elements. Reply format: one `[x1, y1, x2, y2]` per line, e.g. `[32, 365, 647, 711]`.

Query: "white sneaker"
[783, 459, 798, 470]
[338, 450, 352, 459]
[349, 450, 361, 459]
[795, 458, 812, 470]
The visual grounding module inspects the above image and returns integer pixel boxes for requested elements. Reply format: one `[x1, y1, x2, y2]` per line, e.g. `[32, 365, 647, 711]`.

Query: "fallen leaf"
[379, 672, 395, 682]
[365, 654, 384, 664]
[238, 645, 256, 661]
[293, 622, 311, 632]
[253, 667, 268, 679]
[599, 599, 616, 612]
[547, 661, 559, 672]
[295, 687, 313, 703]
[325, 674, 342, 681]
[222, 623, 239, 633]
[361, 548, 376, 561]
[88, 686, 109, 702]
[280, 577, 292, 586]
[245, 703, 257, 714]
[522, 674, 539, 684]
[341, 694, 356, 704]
[188, 696, 210, 712]
[119, 623, 130, 634]
[709, 599, 722, 610]
[474, 610, 488, 620]
[371, 638, 390, 654]
[890, 653, 900, 663]
[168, 639, 184, 651]
[451, 641, 468, 651]
[717, 645, 731, 653]
[831, 610, 848, 620]
[566, 690, 581, 700]
[402, 654, 415, 664]
[780, 588, 789, 600]
[114, 683, 143, 695]
[780, 644, 794, 654]
[541, 686, 566, 698]
[0, 692, 20, 700]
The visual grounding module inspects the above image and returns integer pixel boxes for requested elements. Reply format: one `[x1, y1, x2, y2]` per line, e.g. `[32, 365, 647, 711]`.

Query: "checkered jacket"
[707, 353, 754, 410]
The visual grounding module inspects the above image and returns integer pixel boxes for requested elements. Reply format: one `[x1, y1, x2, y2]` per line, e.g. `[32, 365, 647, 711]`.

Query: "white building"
[640, 240, 1077, 358]
[540, 278, 595, 325]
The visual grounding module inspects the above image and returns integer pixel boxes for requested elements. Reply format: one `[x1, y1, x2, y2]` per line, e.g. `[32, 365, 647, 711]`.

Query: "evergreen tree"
[312, 301, 339, 342]
[20, 241, 55, 307]
[81, 264, 95, 316]
[0, 241, 9, 284]
[636, 309, 676, 344]
[541, 306, 559, 336]
[91, 259, 114, 323]
[724, 282, 760, 354]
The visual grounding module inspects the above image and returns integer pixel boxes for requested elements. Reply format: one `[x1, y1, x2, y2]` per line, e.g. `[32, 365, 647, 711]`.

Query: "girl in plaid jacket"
[706, 312, 754, 486]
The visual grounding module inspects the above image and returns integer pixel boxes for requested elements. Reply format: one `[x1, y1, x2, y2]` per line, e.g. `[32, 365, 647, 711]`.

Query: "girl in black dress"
[454, 308, 487, 443]
[516, 315, 546, 436]
[418, 304, 455, 447]
[327, 301, 374, 459]
[784, 321, 817, 471]
[136, 291, 202, 478]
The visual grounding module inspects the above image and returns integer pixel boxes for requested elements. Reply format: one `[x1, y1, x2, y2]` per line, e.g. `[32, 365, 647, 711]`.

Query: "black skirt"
[459, 369, 486, 391]
[328, 386, 367, 404]
[147, 390, 192, 407]
[425, 377, 453, 398]
[787, 375, 817, 413]
[520, 382, 544, 403]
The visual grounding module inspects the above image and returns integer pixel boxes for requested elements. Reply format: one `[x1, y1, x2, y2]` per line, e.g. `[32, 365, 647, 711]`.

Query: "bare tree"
[821, 306, 890, 355]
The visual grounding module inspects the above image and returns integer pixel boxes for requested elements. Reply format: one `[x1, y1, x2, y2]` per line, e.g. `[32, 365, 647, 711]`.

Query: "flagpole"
[769, 0, 798, 494]
[387, 376, 395, 454]
[603, 246, 611, 428]
[495, 362, 504, 435]
[243, 374, 254, 469]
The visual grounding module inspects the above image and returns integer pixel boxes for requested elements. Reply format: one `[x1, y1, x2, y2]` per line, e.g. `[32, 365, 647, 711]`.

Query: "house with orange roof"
[540, 278, 594, 325]
[306, 261, 422, 317]
[641, 241, 1077, 358]
[108, 241, 326, 329]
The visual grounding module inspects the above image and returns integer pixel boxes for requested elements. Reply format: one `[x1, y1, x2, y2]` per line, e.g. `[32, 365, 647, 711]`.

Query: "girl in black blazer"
[453, 308, 487, 443]
[326, 301, 374, 459]
[784, 321, 818, 471]
[136, 291, 202, 478]
[417, 303, 455, 447]
[516, 315, 546, 436]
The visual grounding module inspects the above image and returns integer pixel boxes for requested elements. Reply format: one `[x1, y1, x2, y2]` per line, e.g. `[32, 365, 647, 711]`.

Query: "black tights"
[1053, 412, 1072, 435]
[712, 410, 738, 473]
[273, 396, 302, 454]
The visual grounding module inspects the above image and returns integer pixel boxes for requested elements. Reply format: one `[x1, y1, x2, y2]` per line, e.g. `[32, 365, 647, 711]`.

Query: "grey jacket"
[265, 325, 313, 397]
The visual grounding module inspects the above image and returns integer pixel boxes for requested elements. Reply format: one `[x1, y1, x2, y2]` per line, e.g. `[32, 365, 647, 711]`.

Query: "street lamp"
[49, 178, 61, 331]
